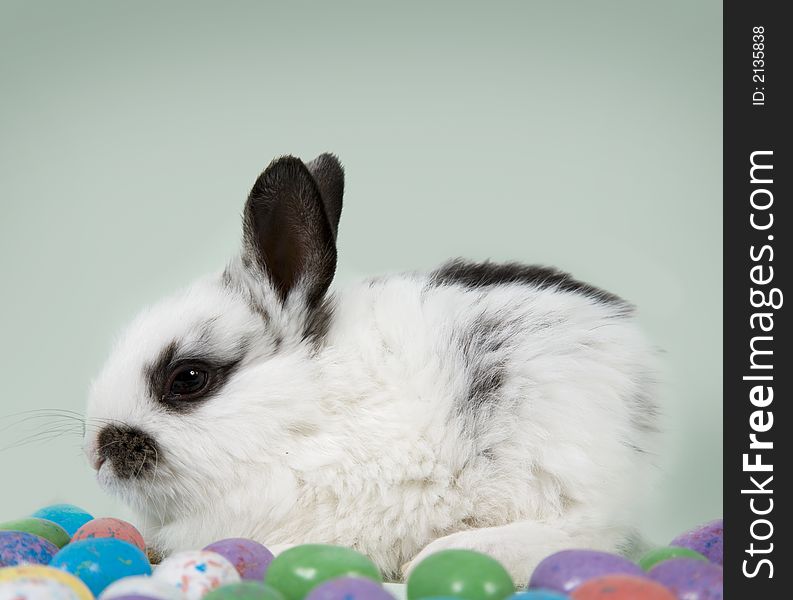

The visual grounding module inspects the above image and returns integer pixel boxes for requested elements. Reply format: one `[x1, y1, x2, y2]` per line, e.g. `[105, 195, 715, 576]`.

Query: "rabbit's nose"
[97, 424, 160, 479]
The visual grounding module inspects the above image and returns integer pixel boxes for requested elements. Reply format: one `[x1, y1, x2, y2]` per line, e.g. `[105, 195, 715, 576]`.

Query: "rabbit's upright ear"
[243, 154, 344, 308]
[306, 153, 344, 241]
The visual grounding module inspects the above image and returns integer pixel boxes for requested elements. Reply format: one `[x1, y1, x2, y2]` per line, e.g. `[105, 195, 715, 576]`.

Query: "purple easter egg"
[649, 558, 723, 599]
[670, 519, 723, 565]
[0, 531, 59, 567]
[203, 538, 275, 581]
[528, 549, 645, 593]
[305, 577, 394, 600]
[109, 597, 162, 600]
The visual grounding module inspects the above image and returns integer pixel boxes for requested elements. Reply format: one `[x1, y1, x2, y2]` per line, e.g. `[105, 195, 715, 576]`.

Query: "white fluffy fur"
[85, 262, 660, 585]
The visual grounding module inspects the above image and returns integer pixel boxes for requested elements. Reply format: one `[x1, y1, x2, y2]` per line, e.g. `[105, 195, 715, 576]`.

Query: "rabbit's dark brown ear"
[306, 153, 344, 241]
[243, 155, 342, 308]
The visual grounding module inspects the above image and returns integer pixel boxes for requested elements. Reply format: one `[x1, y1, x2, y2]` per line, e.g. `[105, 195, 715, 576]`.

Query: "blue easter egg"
[507, 592, 569, 600]
[0, 531, 59, 567]
[31, 504, 93, 537]
[49, 537, 151, 596]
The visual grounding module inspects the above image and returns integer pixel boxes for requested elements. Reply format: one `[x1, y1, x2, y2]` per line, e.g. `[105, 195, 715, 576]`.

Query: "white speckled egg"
[99, 574, 182, 600]
[152, 550, 241, 600]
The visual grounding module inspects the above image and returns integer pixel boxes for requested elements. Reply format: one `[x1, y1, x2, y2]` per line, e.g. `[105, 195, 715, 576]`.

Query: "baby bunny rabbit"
[85, 153, 660, 585]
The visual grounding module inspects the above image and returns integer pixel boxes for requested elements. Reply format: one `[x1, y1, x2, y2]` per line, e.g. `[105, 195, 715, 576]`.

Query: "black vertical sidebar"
[724, 0, 790, 596]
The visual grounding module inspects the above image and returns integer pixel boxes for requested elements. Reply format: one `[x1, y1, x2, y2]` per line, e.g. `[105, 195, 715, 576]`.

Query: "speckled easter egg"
[0, 518, 71, 549]
[670, 519, 723, 565]
[99, 574, 182, 600]
[49, 537, 151, 596]
[203, 538, 275, 580]
[152, 550, 241, 600]
[649, 558, 723, 600]
[0, 565, 93, 600]
[406, 549, 513, 600]
[381, 584, 407, 598]
[72, 517, 146, 551]
[570, 575, 675, 600]
[31, 505, 93, 537]
[305, 577, 394, 600]
[0, 531, 59, 567]
[204, 581, 287, 600]
[105, 597, 163, 600]
[528, 550, 644, 593]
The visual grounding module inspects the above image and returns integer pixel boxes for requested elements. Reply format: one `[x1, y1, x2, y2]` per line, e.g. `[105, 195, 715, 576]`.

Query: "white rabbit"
[84, 153, 660, 585]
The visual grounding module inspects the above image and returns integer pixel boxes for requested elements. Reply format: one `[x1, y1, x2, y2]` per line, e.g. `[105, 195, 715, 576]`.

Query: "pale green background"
[0, 1, 721, 545]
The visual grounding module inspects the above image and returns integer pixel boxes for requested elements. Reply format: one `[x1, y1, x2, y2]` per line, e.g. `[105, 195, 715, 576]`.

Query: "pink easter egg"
[71, 518, 146, 552]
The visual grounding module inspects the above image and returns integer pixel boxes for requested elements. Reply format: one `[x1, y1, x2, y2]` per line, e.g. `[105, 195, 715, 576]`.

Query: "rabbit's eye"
[166, 364, 210, 399]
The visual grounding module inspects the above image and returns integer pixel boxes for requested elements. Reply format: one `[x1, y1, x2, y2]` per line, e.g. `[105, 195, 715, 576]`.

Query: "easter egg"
[105, 597, 164, 600]
[204, 581, 288, 600]
[99, 574, 182, 600]
[305, 577, 394, 600]
[152, 550, 241, 600]
[49, 537, 151, 596]
[528, 550, 643, 593]
[265, 544, 382, 600]
[0, 565, 93, 600]
[649, 558, 723, 600]
[638, 546, 708, 570]
[0, 518, 71, 548]
[0, 579, 84, 600]
[72, 517, 146, 551]
[670, 519, 723, 565]
[406, 549, 514, 600]
[203, 538, 275, 580]
[506, 592, 569, 600]
[570, 575, 675, 600]
[31, 505, 93, 537]
[382, 584, 409, 598]
[0, 531, 59, 567]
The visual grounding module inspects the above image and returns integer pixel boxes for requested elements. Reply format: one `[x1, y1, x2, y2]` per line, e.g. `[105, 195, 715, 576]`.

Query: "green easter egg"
[264, 544, 382, 600]
[638, 546, 709, 570]
[0, 518, 71, 548]
[406, 549, 514, 600]
[205, 581, 287, 599]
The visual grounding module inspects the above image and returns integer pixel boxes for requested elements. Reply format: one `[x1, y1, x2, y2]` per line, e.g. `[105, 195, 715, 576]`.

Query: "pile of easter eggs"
[1, 504, 722, 599]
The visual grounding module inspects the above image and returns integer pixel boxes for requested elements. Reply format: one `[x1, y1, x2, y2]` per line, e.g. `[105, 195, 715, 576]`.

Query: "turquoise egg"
[49, 537, 151, 596]
[31, 505, 93, 537]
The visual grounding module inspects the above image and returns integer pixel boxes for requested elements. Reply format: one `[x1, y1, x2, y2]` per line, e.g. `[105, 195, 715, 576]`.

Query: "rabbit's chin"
[96, 465, 178, 520]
